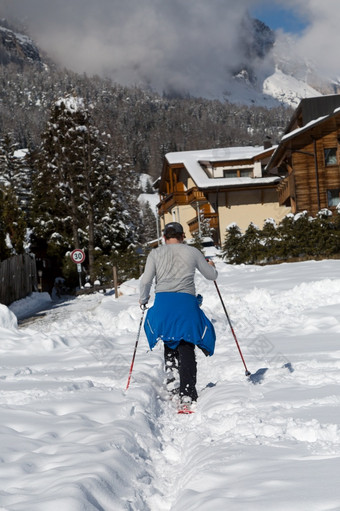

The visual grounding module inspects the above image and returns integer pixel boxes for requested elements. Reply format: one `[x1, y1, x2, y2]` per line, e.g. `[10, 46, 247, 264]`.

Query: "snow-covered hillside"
[263, 68, 322, 108]
[261, 32, 339, 108]
[0, 22, 42, 66]
[2, 259, 340, 509]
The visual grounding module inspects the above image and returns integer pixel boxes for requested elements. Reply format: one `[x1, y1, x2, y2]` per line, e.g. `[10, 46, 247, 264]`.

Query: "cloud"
[0, 0, 263, 97]
[2, 0, 339, 96]
[289, 0, 340, 80]
[271, 0, 340, 80]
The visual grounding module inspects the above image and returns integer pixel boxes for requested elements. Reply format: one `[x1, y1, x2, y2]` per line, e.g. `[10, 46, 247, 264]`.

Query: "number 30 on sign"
[70, 249, 85, 264]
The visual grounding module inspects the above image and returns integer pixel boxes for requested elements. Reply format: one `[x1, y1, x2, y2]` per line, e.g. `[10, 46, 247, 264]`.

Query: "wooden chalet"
[156, 145, 291, 244]
[267, 95, 340, 215]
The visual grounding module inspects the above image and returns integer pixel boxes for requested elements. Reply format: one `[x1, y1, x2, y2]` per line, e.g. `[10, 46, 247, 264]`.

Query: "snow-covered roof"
[281, 115, 329, 142]
[166, 146, 279, 189]
[267, 105, 340, 169]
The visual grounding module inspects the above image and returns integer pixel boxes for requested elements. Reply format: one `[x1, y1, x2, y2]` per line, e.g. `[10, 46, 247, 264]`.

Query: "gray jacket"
[140, 243, 218, 304]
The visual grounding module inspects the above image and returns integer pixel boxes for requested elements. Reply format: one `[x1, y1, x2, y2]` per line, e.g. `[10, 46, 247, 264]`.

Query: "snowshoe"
[177, 397, 196, 414]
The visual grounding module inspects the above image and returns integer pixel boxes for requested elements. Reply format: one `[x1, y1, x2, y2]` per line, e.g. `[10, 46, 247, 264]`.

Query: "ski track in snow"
[1, 260, 340, 509]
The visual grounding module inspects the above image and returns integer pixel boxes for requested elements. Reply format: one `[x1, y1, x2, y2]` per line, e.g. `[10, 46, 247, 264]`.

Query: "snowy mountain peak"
[224, 19, 335, 108]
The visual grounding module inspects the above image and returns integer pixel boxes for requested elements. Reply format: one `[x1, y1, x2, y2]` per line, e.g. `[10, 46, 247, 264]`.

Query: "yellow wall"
[218, 189, 291, 242]
[159, 187, 291, 243]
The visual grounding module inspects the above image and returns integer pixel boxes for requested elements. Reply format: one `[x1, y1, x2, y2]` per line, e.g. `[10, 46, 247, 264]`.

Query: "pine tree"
[0, 188, 10, 260]
[290, 211, 314, 257]
[0, 184, 26, 256]
[140, 201, 158, 243]
[108, 153, 144, 249]
[312, 209, 338, 257]
[191, 207, 214, 251]
[260, 218, 279, 261]
[30, 95, 142, 282]
[0, 133, 21, 187]
[333, 207, 340, 254]
[276, 214, 295, 259]
[0, 133, 32, 213]
[242, 222, 262, 263]
[221, 223, 244, 264]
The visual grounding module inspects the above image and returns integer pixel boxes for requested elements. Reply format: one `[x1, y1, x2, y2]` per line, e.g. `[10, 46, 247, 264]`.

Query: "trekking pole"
[126, 305, 147, 390]
[214, 280, 251, 376]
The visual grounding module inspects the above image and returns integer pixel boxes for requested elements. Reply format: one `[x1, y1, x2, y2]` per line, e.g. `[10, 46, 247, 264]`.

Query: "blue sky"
[250, 4, 308, 34]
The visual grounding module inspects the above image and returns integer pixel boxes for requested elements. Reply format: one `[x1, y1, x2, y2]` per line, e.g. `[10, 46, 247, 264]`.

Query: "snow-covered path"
[2, 260, 340, 510]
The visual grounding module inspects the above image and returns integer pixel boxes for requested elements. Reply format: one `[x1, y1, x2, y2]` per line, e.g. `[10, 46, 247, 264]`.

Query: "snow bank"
[119, 278, 140, 296]
[0, 303, 17, 330]
[8, 291, 52, 320]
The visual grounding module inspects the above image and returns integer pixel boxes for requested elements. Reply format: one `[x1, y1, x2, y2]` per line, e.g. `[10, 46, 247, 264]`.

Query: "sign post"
[70, 249, 86, 289]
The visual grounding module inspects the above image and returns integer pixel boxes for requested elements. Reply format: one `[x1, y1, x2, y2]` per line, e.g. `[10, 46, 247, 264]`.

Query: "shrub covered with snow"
[222, 210, 340, 264]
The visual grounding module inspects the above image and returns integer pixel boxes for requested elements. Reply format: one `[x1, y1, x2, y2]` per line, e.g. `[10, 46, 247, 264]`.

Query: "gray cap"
[163, 222, 184, 236]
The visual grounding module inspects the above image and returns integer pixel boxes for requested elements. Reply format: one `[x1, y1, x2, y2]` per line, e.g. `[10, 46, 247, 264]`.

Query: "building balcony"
[186, 188, 207, 205]
[158, 187, 207, 214]
[187, 213, 219, 233]
[277, 173, 295, 206]
[158, 191, 188, 214]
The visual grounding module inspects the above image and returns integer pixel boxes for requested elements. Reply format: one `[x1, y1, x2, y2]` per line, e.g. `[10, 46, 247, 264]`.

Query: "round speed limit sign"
[70, 249, 85, 264]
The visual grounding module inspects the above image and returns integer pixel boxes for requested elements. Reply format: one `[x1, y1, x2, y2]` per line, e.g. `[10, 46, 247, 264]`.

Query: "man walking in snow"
[139, 222, 217, 410]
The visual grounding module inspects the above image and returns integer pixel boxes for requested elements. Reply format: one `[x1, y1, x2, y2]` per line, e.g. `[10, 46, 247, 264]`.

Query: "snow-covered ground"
[2, 259, 340, 510]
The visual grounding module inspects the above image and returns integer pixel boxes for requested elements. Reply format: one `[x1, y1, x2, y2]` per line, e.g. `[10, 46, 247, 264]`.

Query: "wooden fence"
[0, 253, 38, 306]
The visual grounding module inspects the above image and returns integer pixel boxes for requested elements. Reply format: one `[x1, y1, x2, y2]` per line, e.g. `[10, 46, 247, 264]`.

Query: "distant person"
[139, 222, 217, 412]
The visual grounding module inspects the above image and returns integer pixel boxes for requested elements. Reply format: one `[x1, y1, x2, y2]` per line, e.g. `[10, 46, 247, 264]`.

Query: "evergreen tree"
[260, 218, 279, 261]
[221, 223, 244, 264]
[0, 184, 26, 255]
[140, 201, 158, 243]
[0, 188, 10, 260]
[291, 211, 314, 257]
[0, 133, 32, 213]
[0, 133, 21, 187]
[311, 209, 338, 257]
[191, 207, 214, 251]
[30, 95, 142, 282]
[276, 214, 295, 259]
[191, 230, 204, 252]
[242, 222, 262, 263]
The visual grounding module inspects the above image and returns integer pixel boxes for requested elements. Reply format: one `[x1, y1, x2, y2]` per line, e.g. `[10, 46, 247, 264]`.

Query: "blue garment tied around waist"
[144, 292, 216, 356]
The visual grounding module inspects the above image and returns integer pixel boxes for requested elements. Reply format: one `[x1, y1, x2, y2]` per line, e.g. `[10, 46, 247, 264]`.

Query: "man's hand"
[139, 298, 149, 307]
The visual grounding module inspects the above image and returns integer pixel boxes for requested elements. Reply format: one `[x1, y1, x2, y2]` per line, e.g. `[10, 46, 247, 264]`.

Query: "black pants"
[164, 341, 198, 401]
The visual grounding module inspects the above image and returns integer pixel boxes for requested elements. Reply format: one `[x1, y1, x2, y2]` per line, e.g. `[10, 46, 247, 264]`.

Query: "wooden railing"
[158, 191, 188, 214]
[158, 187, 207, 214]
[187, 213, 219, 233]
[186, 188, 207, 204]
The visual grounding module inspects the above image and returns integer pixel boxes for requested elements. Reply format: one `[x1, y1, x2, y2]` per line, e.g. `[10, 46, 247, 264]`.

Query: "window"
[324, 148, 337, 166]
[223, 168, 253, 178]
[239, 169, 253, 178]
[327, 189, 340, 207]
[223, 169, 238, 178]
